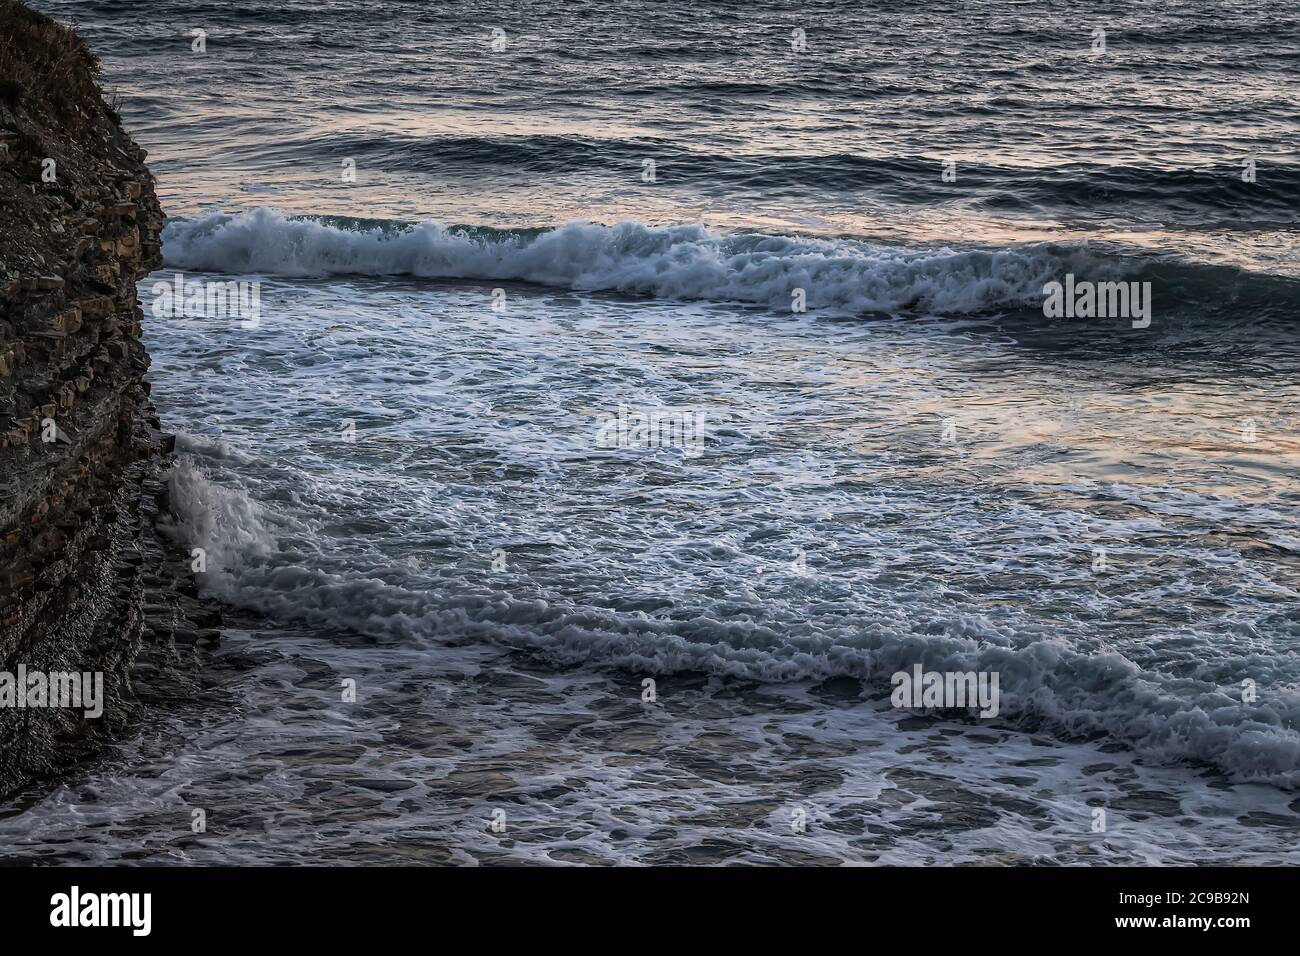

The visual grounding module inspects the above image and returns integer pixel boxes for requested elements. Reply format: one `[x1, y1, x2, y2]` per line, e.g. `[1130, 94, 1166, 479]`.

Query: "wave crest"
[161, 208, 1122, 314]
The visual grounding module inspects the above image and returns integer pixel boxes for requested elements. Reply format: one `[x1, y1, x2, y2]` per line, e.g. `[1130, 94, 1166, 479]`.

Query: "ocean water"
[3, 0, 1298, 864]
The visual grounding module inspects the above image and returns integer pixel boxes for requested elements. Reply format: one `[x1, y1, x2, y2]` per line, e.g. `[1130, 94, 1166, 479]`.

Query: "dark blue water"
[39, 0, 1300, 273]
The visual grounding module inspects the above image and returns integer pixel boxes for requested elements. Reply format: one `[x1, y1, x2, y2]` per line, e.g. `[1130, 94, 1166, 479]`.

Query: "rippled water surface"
[38, 0, 1300, 271]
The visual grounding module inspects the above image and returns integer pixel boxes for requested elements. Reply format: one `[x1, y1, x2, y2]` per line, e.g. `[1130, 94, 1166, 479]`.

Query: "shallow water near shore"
[2, 618, 1298, 866]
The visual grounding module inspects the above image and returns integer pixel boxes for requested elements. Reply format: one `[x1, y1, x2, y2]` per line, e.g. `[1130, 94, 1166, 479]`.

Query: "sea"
[2, 0, 1297, 865]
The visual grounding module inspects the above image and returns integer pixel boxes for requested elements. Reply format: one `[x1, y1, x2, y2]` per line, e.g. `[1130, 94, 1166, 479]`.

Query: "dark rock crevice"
[0, 0, 218, 798]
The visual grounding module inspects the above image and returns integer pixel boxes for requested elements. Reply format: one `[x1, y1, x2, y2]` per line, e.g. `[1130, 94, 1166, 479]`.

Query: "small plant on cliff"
[102, 88, 121, 121]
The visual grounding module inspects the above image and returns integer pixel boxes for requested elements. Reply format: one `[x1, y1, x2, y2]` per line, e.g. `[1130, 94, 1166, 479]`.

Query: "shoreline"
[3, 613, 1297, 866]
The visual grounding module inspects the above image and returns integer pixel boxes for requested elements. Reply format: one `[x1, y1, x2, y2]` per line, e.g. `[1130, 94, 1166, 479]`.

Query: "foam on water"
[160, 449, 1300, 788]
[161, 209, 1127, 314]
[120, 270, 1300, 795]
[3, 622, 1297, 865]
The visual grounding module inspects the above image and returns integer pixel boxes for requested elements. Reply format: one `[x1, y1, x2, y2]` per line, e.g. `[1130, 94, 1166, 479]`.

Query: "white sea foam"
[161, 208, 1122, 314]
[160, 455, 277, 600]
[161, 450, 1300, 789]
[141, 244, 1299, 796]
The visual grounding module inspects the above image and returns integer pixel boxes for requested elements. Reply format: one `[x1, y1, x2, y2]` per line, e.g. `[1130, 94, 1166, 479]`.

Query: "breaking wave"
[162, 208, 1131, 315]
[164, 448, 1300, 789]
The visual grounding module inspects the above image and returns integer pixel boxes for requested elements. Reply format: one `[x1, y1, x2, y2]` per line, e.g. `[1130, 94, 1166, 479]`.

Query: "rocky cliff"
[0, 1, 215, 797]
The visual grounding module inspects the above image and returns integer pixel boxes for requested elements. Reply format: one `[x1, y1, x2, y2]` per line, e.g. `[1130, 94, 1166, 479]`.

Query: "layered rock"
[0, 1, 216, 797]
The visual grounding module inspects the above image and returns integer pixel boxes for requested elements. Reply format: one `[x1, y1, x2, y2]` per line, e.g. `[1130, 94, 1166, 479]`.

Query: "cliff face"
[0, 2, 214, 796]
